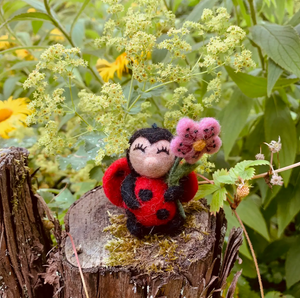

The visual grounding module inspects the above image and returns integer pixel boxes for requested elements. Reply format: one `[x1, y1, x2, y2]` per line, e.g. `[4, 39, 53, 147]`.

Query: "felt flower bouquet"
[167, 117, 222, 217]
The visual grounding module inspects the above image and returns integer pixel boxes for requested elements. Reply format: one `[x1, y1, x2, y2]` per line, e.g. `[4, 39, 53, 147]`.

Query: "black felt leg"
[154, 211, 185, 236]
[126, 210, 150, 239]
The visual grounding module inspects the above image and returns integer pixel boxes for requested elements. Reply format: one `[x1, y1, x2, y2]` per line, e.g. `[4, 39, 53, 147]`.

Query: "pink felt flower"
[170, 117, 222, 164]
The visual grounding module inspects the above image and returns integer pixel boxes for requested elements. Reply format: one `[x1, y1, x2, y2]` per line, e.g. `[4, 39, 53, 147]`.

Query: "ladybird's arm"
[179, 172, 199, 203]
[103, 158, 131, 207]
[121, 174, 140, 210]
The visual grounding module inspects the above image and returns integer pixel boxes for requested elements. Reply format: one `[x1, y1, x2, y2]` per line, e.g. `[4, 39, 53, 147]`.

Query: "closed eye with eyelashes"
[157, 146, 170, 155]
[133, 143, 147, 152]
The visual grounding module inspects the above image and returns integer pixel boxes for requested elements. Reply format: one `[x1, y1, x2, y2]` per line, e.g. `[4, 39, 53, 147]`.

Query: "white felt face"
[129, 137, 175, 178]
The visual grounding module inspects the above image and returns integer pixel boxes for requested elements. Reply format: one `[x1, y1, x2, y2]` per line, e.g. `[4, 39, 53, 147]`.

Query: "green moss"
[103, 200, 208, 273]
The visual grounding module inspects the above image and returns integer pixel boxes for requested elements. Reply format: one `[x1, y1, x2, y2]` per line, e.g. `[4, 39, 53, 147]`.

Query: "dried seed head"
[264, 136, 282, 153]
[255, 153, 265, 160]
[270, 173, 283, 186]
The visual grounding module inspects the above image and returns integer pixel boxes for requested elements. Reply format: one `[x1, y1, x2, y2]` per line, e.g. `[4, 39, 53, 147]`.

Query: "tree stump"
[0, 147, 54, 298]
[0, 148, 243, 298]
[58, 187, 243, 298]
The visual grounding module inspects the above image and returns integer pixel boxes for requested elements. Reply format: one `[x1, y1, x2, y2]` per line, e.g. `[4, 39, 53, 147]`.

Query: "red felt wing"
[180, 172, 199, 203]
[102, 157, 131, 207]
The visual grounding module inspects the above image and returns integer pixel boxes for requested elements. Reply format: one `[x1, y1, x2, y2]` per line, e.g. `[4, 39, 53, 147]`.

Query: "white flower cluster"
[23, 45, 87, 126]
[38, 121, 69, 155]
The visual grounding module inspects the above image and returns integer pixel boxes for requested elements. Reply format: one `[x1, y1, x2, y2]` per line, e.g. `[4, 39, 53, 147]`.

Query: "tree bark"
[0, 148, 243, 298]
[0, 147, 53, 298]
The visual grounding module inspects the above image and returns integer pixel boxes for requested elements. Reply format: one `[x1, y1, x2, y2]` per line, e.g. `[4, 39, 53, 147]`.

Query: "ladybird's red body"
[103, 157, 198, 236]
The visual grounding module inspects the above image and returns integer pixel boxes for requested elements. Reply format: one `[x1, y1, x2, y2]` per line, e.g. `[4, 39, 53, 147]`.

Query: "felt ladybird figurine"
[103, 125, 199, 238]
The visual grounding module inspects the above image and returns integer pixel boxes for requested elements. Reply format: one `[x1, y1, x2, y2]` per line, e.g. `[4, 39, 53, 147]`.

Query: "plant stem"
[69, 77, 75, 110]
[233, 209, 264, 298]
[247, 0, 265, 70]
[234, 4, 240, 26]
[127, 74, 134, 109]
[163, 0, 170, 11]
[248, 0, 257, 25]
[127, 94, 141, 111]
[67, 232, 90, 298]
[167, 157, 186, 219]
[252, 161, 300, 179]
[198, 161, 300, 184]
[191, 54, 202, 72]
[196, 173, 212, 184]
[44, 0, 104, 85]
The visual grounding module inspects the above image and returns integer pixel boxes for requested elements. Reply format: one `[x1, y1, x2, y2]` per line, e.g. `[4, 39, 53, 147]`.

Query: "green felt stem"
[176, 199, 186, 219]
[168, 157, 182, 186]
[168, 158, 202, 219]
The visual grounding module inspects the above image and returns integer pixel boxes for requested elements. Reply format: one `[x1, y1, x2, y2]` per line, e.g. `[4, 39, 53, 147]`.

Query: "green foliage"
[286, 237, 300, 288]
[252, 24, 300, 78]
[1, 0, 300, 297]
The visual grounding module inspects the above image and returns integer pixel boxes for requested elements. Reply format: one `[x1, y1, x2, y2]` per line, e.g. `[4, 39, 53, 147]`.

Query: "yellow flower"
[0, 97, 31, 139]
[49, 28, 65, 42]
[15, 49, 35, 60]
[96, 52, 129, 82]
[0, 35, 14, 50]
[27, 8, 36, 12]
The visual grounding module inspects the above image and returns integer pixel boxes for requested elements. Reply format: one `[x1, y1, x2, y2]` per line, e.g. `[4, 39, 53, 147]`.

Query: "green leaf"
[185, 0, 218, 22]
[22, 0, 47, 12]
[32, 20, 43, 34]
[72, 21, 85, 47]
[216, 175, 236, 184]
[0, 12, 53, 30]
[225, 66, 267, 98]
[219, 89, 253, 159]
[264, 96, 297, 185]
[195, 184, 220, 199]
[236, 0, 251, 26]
[212, 168, 229, 187]
[286, 237, 300, 288]
[58, 145, 98, 171]
[89, 166, 103, 181]
[235, 160, 270, 170]
[0, 46, 47, 55]
[229, 160, 270, 180]
[79, 132, 105, 151]
[237, 276, 260, 298]
[3, 1, 27, 16]
[267, 59, 283, 97]
[172, 0, 182, 12]
[265, 292, 295, 298]
[48, 188, 75, 211]
[262, 236, 299, 263]
[277, 174, 300, 236]
[70, 0, 90, 37]
[210, 187, 227, 214]
[251, 24, 300, 78]
[275, 77, 299, 88]
[223, 204, 252, 260]
[237, 195, 270, 241]
[275, 0, 285, 24]
[3, 77, 20, 100]
[10, 61, 37, 70]
[287, 8, 300, 27]
[239, 168, 255, 180]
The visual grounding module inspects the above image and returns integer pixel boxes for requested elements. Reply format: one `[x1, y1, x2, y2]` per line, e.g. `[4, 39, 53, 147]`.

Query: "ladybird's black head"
[128, 126, 173, 146]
